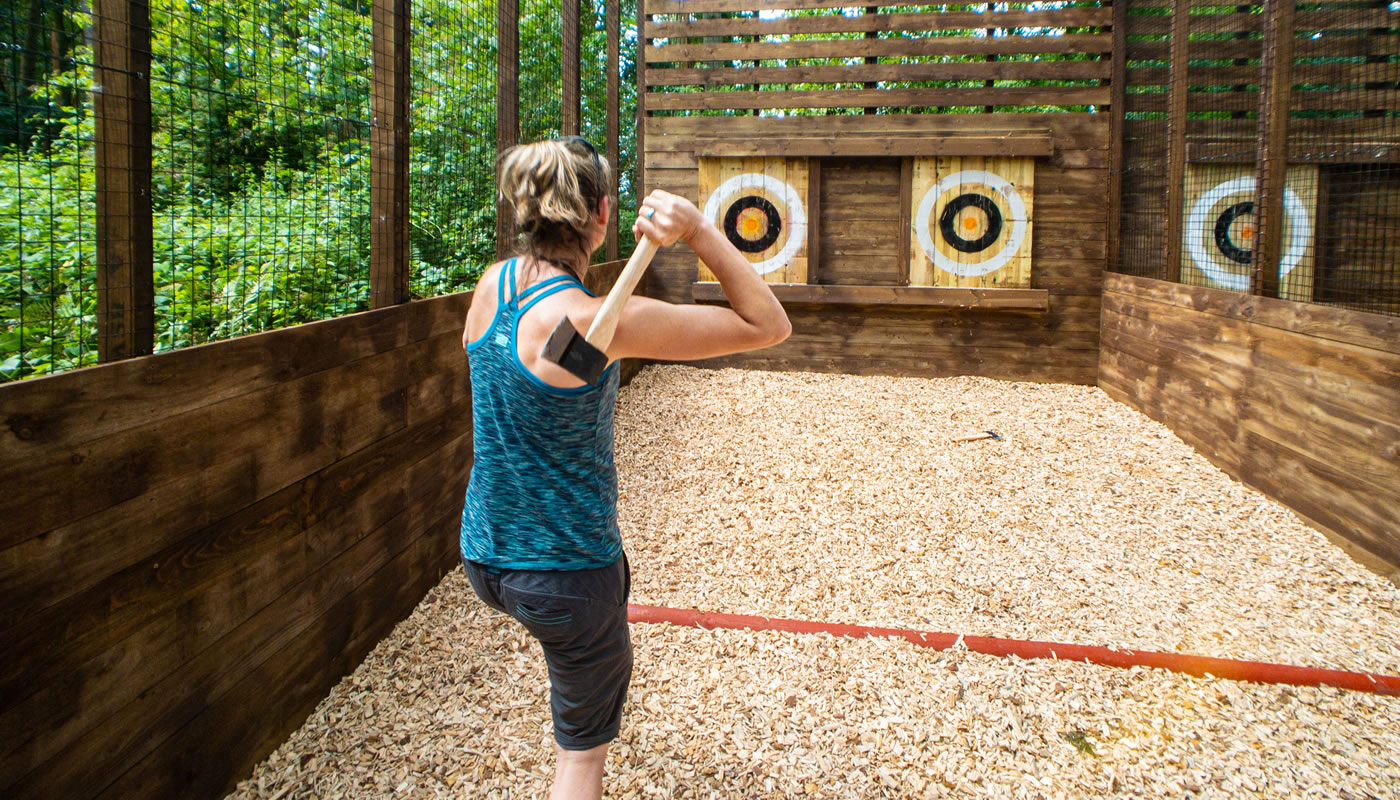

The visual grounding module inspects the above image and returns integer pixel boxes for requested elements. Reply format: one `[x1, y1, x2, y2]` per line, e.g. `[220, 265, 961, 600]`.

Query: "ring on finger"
[643, 207, 655, 219]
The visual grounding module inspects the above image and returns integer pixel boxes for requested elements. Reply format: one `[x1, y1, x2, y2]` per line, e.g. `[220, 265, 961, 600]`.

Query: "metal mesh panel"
[1, 1, 97, 381]
[1117, 0, 1398, 317]
[410, 0, 497, 296]
[521, 0, 564, 142]
[1297, 0, 1399, 315]
[1176, 2, 1270, 296]
[148, 0, 373, 350]
[1119, 0, 1173, 278]
[581, 0, 639, 256]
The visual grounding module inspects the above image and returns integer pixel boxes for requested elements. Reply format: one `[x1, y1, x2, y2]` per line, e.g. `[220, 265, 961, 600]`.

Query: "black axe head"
[541, 316, 608, 384]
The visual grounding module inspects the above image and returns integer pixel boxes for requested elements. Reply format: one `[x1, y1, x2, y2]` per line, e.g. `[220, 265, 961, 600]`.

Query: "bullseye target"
[698, 158, 809, 283]
[1181, 164, 1318, 297]
[909, 157, 1034, 288]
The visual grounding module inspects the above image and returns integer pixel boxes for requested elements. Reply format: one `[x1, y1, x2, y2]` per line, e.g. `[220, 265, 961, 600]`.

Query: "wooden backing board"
[1178, 163, 1319, 301]
[697, 156, 809, 284]
[908, 156, 1035, 289]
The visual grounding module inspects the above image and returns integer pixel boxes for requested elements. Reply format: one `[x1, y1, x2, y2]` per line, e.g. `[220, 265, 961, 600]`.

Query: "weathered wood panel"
[0, 253, 640, 800]
[1099, 273, 1400, 580]
[643, 113, 1106, 383]
[0, 295, 476, 800]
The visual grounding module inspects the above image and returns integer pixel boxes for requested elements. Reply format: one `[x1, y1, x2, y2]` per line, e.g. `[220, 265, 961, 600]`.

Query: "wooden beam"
[562, 0, 580, 136]
[648, 86, 1110, 112]
[1251, 0, 1297, 299]
[496, 0, 519, 260]
[93, 0, 153, 361]
[636, 0, 647, 198]
[1107, 0, 1126, 274]
[646, 34, 1112, 63]
[606, 0, 619, 261]
[370, 0, 410, 308]
[806, 159, 821, 285]
[692, 282, 1051, 311]
[1162, 0, 1191, 283]
[698, 133, 1055, 158]
[643, 6, 1114, 36]
[646, 61, 1111, 87]
[897, 157, 913, 287]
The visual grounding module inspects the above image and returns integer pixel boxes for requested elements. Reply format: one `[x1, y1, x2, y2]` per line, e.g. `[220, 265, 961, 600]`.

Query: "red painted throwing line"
[628, 604, 1400, 697]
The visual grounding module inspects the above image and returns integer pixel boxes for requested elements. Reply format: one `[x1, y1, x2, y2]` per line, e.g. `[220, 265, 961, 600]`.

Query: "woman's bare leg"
[549, 742, 609, 800]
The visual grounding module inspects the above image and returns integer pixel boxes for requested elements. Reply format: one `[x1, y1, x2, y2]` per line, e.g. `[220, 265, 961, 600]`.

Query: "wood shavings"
[226, 366, 1400, 799]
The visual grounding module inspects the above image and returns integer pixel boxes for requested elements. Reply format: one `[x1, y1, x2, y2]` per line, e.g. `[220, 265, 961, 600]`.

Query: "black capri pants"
[463, 553, 632, 750]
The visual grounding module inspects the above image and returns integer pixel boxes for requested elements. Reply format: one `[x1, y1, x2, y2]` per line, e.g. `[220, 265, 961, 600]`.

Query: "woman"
[459, 137, 790, 800]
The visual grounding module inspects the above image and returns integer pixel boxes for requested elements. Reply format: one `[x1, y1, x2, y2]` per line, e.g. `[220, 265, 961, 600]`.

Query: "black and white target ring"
[1185, 176, 1312, 292]
[701, 172, 808, 276]
[914, 169, 1028, 278]
[723, 195, 783, 253]
[938, 193, 1004, 254]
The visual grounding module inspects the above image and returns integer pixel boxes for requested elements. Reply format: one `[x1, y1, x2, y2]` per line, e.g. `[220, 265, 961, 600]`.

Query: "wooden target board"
[698, 157, 809, 284]
[1180, 164, 1319, 299]
[908, 157, 1034, 288]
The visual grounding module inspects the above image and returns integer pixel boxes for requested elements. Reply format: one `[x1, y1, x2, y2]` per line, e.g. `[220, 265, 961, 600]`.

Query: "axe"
[540, 235, 661, 384]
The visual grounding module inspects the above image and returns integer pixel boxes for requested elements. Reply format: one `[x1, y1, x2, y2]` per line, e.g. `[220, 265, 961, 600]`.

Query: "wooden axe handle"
[584, 235, 661, 352]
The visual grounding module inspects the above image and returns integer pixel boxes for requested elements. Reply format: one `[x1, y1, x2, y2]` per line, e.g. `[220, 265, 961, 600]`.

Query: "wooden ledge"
[698, 132, 1054, 159]
[691, 283, 1050, 311]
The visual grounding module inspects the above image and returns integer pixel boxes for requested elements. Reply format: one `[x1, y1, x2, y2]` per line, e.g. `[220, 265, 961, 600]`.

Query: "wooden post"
[497, 0, 520, 260]
[897, 157, 913, 286]
[562, 0, 580, 136]
[864, 5, 878, 115]
[1251, 0, 1296, 299]
[636, 0, 647, 200]
[94, 0, 154, 361]
[606, 0, 620, 260]
[1162, 0, 1191, 284]
[806, 159, 821, 284]
[370, 0, 410, 308]
[1106, 0, 1127, 273]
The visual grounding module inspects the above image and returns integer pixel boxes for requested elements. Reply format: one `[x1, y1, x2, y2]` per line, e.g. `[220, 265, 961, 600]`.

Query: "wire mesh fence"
[149, 0, 373, 350]
[1116, 0, 1399, 317]
[2, 0, 97, 381]
[410, 0, 498, 297]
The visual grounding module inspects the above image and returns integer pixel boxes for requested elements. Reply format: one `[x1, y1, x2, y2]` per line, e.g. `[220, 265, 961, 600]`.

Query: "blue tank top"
[459, 258, 622, 570]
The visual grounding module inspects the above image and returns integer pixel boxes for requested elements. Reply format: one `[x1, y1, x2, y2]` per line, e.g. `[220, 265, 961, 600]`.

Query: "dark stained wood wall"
[644, 114, 1109, 384]
[1099, 272, 1400, 580]
[0, 257, 639, 800]
[0, 293, 472, 800]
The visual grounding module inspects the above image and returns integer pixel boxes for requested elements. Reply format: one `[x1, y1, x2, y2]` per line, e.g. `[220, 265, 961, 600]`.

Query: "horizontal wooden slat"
[1129, 9, 1399, 34]
[1127, 35, 1399, 60]
[644, 7, 1113, 38]
[1186, 140, 1399, 164]
[1103, 273, 1400, 355]
[1127, 62, 1400, 86]
[647, 111, 1109, 144]
[647, 33, 1112, 63]
[649, 85, 1110, 110]
[700, 133, 1054, 157]
[648, 59, 1112, 87]
[692, 282, 1052, 310]
[646, 0, 902, 13]
[1125, 88, 1400, 113]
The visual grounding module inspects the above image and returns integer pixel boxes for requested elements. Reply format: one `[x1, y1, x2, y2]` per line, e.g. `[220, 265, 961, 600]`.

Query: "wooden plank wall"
[0, 294, 472, 800]
[643, 0, 1113, 113]
[0, 257, 638, 800]
[1099, 272, 1400, 580]
[644, 114, 1109, 383]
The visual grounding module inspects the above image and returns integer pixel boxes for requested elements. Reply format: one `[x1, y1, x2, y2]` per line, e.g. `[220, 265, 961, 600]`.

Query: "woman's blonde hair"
[498, 138, 611, 278]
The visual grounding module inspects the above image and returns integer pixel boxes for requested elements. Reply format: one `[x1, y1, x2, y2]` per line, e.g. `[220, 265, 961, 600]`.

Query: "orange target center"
[1239, 225, 1254, 241]
[961, 216, 980, 231]
[736, 208, 768, 240]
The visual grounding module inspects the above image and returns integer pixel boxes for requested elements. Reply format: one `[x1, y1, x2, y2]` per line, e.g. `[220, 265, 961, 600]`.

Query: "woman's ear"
[596, 194, 610, 225]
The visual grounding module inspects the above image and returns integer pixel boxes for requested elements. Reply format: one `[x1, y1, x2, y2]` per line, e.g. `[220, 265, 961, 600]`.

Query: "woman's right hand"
[633, 189, 706, 248]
